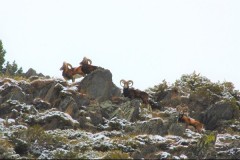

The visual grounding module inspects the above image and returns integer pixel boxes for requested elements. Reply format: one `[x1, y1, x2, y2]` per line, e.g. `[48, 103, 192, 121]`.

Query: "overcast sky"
[0, 0, 239, 90]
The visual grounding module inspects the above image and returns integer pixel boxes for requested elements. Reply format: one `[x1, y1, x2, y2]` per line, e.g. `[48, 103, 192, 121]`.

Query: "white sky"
[0, 0, 240, 90]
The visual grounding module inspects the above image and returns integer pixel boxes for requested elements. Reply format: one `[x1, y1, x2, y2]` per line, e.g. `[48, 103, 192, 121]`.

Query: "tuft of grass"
[0, 74, 29, 82]
[103, 150, 131, 159]
[12, 125, 68, 149]
[52, 149, 79, 159]
[193, 131, 218, 159]
[0, 138, 15, 159]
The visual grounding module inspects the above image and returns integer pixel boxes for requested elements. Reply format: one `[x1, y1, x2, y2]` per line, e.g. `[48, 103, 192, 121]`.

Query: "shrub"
[52, 148, 79, 159]
[146, 80, 168, 100]
[103, 150, 131, 159]
[0, 138, 15, 159]
[12, 125, 68, 150]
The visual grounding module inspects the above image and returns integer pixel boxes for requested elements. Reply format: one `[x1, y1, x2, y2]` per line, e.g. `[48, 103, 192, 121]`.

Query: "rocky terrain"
[0, 68, 240, 159]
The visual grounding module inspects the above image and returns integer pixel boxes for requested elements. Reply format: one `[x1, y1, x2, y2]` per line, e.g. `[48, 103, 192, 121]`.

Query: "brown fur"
[60, 62, 85, 82]
[128, 88, 149, 104]
[79, 57, 98, 75]
[120, 79, 149, 104]
[178, 114, 204, 133]
[81, 63, 98, 75]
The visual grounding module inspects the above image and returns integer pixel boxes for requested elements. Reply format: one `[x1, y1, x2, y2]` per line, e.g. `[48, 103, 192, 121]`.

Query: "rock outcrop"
[201, 101, 239, 130]
[76, 68, 121, 101]
[24, 68, 46, 79]
[0, 71, 240, 159]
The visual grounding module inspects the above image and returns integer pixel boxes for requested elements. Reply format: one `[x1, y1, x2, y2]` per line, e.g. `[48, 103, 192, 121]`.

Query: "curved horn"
[86, 58, 92, 65]
[127, 80, 133, 87]
[66, 63, 73, 69]
[120, 79, 126, 87]
[80, 57, 92, 65]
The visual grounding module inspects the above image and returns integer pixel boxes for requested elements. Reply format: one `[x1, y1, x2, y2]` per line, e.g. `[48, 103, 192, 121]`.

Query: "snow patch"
[36, 111, 79, 125]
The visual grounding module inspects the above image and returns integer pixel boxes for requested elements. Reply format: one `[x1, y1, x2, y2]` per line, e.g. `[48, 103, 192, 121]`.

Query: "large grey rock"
[30, 79, 60, 99]
[33, 98, 51, 111]
[76, 68, 121, 102]
[0, 84, 25, 103]
[110, 100, 140, 122]
[53, 89, 90, 119]
[100, 99, 151, 123]
[24, 68, 46, 79]
[133, 118, 165, 135]
[30, 79, 85, 118]
[168, 123, 185, 136]
[0, 100, 38, 119]
[0, 77, 91, 121]
[27, 109, 79, 130]
[25, 68, 37, 78]
[201, 102, 238, 130]
[0, 78, 27, 103]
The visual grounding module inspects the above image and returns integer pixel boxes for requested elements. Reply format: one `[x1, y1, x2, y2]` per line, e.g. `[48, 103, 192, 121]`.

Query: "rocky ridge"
[0, 69, 240, 159]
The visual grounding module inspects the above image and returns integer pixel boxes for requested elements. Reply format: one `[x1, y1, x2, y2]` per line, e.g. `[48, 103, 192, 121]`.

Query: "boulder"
[25, 68, 38, 78]
[24, 68, 46, 79]
[53, 89, 90, 119]
[0, 83, 26, 103]
[30, 79, 60, 99]
[32, 98, 51, 111]
[89, 110, 104, 126]
[98, 117, 133, 131]
[0, 100, 38, 120]
[99, 100, 119, 119]
[76, 68, 121, 102]
[168, 123, 185, 136]
[133, 118, 165, 135]
[101, 99, 152, 122]
[27, 109, 79, 130]
[110, 100, 141, 122]
[201, 101, 238, 130]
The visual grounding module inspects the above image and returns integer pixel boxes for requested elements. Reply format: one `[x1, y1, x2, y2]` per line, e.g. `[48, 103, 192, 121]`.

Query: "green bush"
[0, 39, 24, 76]
[0, 40, 6, 71]
[174, 71, 211, 92]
